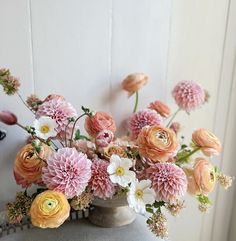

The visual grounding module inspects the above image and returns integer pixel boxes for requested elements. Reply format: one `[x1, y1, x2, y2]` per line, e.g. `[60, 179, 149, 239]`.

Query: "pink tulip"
[0, 111, 17, 125]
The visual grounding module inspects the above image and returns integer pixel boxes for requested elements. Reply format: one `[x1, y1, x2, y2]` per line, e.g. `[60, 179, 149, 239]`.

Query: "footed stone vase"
[88, 195, 136, 228]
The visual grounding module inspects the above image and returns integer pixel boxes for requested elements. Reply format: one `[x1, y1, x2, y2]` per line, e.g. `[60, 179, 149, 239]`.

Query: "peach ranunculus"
[30, 190, 70, 228]
[192, 128, 222, 156]
[103, 144, 127, 160]
[148, 100, 170, 118]
[137, 125, 178, 162]
[14, 144, 52, 187]
[122, 73, 149, 96]
[85, 111, 116, 138]
[185, 158, 216, 195]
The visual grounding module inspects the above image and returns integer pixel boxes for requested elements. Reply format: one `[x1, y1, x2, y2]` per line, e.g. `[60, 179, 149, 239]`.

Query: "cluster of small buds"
[217, 173, 234, 190]
[70, 190, 94, 211]
[6, 192, 32, 224]
[198, 203, 211, 213]
[147, 211, 168, 239]
[166, 200, 185, 216]
[0, 68, 20, 95]
[26, 94, 43, 111]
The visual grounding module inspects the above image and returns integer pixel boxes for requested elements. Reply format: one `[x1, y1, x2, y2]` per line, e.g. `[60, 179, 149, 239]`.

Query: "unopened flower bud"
[0, 111, 17, 125]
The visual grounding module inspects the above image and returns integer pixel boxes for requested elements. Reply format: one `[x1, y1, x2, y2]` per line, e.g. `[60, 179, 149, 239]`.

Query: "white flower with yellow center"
[107, 154, 136, 187]
[34, 116, 57, 140]
[127, 180, 155, 214]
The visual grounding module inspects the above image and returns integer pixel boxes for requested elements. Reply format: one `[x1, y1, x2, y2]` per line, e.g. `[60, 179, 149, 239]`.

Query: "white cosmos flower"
[33, 116, 57, 140]
[107, 154, 136, 187]
[127, 179, 155, 214]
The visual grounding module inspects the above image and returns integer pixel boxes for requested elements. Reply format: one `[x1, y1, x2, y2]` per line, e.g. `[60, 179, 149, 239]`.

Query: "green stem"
[69, 113, 88, 147]
[133, 91, 139, 113]
[166, 108, 181, 127]
[177, 147, 200, 162]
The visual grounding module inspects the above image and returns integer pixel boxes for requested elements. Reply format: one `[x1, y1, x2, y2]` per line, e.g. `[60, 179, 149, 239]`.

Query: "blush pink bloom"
[95, 130, 114, 148]
[148, 100, 170, 118]
[0, 111, 17, 125]
[147, 163, 187, 204]
[36, 98, 77, 138]
[42, 148, 92, 199]
[128, 109, 162, 139]
[172, 80, 206, 112]
[85, 111, 116, 138]
[90, 158, 116, 199]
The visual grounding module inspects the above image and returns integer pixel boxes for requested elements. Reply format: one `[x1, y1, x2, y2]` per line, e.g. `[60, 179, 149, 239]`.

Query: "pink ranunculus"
[0, 111, 17, 125]
[85, 111, 116, 138]
[95, 130, 114, 148]
[148, 100, 170, 118]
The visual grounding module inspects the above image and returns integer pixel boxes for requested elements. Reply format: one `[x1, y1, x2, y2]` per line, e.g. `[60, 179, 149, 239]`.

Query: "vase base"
[88, 206, 136, 228]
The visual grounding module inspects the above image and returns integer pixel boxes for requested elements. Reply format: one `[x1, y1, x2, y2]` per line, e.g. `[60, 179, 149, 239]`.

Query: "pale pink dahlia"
[128, 109, 162, 139]
[89, 158, 116, 199]
[172, 80, 206, 111]
[147, 163, 187, 204]
[42, 148, 92, 199]
[36, 98, 77, 138]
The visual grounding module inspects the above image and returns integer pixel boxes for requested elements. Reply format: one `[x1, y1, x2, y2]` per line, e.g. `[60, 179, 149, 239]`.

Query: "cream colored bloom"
[34, 116, 57, 140]
[127, 180, 155, 214]
[107, 154, 136, 187]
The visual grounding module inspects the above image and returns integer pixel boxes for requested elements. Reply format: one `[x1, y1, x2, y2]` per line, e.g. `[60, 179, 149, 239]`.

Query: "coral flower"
[137, 125, 178, 162]
[128, 109, 162, 139]
[42, 148, 92, 199]
[103, 144, 127, 160]
[85, 111, 116, 138]
[148, 100, 170, 118]
[172, 80, 206, 111]
[90, 158, 116, 199]
[0, 111, 17, 125]
[192, 128, 222, 156]
[14, 144, 52, 187]
[30, 190, 70, 228]
[122, 73, 149, 96]
[147, 163, 187, 204]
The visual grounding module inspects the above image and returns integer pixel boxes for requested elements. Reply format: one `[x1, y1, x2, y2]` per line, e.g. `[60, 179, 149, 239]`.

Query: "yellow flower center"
[135, 189, 144, 199]
[42, 198, 58, 213]
[115, 166, 125, 176]
[40, 125, 50, 134]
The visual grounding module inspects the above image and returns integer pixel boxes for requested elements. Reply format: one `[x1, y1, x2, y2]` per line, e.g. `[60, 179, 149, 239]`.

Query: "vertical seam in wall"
[28, 0, 36, 94]
[207, 0, 232, 241]
[108, 0, 114, 113]
[164, 0, 174, 102]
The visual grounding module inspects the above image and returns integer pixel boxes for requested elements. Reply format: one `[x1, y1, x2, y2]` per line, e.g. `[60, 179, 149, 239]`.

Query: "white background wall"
[0, 1, 236, 241]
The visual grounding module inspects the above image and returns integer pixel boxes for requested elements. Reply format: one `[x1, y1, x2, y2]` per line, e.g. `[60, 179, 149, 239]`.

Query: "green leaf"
[146, 207, 154, 214]
[153, 201, 165, 209]
[74, 129, 81, 140]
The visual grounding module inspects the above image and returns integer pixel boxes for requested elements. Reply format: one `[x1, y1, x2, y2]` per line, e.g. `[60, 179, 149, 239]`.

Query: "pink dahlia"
[90, 158, 116, 199]
[147, 163, 187, 204]
[128, 109, 162, 139]
[172, 80, 206, 112]
[36, 98, 77, 138]
[42, 147, 92, 199]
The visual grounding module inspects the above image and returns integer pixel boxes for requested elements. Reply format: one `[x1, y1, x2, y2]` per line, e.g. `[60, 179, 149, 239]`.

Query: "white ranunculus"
[127, 179, 155, 214]
[34, 116, 57, 140]
[107, 154, 136, 187]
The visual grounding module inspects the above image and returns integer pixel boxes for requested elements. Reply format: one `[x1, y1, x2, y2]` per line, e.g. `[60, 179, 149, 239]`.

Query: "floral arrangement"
[0, 68, 233, 239]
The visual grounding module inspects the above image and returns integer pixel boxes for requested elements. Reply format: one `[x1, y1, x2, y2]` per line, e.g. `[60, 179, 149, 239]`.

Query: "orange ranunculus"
[85, 111, 116, 138]
[122, 73, 149, 96]
[192, 128, 222, 156]
[193, 158, 216, 193]
[184, 168, 201, 195]
[30, 190, 70, 228]
[137, 125, 178, 162]
[103, 144, 127, 160]
[14, 143, 52, 187]
[148, 100, 170, 118]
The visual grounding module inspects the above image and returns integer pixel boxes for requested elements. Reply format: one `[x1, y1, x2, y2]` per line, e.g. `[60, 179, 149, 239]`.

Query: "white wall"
[0, 1, 235, 241]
